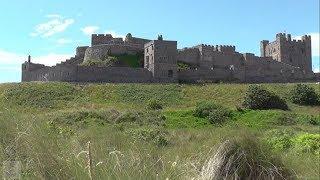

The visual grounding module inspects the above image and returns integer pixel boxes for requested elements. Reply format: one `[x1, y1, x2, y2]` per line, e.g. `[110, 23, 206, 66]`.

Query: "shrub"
[242, 85, 288, 110]
[266, 129, 295, 150]
[289, 84, 319, 106]
[126, 127, 169, 147]
[274, 113, 296, 126]
[146, 99, 163, 110]
[194, 101, 221, 118]
[194, 101, 231, 124]
[293, 133, 320, 155]
[208, 108, 231, 125]
[177, 62, 191, 70]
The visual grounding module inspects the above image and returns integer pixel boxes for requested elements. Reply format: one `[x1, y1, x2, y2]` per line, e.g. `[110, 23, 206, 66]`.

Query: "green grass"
[0, 82, 319, 179]
[115, 54, 143, 68]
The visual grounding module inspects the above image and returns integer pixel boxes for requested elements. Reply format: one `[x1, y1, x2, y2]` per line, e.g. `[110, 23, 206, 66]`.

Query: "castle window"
[146, 48, 149, 53]
[301, 49, 304, 54]
[152, 45, 154, 50]
[290, 58, 293, 62]
[168, 70, 173, 78]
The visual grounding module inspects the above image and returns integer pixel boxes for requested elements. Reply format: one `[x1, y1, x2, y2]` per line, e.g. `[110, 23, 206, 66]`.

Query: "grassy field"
[0, 82, 319, 179]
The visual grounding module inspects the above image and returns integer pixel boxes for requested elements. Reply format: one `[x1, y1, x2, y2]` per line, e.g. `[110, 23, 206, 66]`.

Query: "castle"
[22, 32, 316, 83]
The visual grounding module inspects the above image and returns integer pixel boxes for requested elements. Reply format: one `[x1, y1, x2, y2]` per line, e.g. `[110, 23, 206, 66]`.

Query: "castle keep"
[22, 32, 316, 83]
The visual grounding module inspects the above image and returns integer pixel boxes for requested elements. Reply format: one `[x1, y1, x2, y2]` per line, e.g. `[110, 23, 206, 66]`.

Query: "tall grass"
[0, 82, 319, 179]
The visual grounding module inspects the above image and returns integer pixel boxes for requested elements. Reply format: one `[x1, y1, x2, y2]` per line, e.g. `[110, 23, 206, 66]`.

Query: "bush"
[146, 99, 163, 110]
[274, 113, 296, 126]
[289, 84, 319, 106]
[194, 101, 221, 118]
[266, 129, 295, 150]
[208, 108, 231, 124]
[293, 133, 320, 155]
[126, 127, 169, 147]
[242, 85, 288, 110]
[194, 101, 231, 124]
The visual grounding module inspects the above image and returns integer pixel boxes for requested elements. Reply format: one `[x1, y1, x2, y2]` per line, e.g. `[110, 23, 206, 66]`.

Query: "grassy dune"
[0, 82, 319, 179]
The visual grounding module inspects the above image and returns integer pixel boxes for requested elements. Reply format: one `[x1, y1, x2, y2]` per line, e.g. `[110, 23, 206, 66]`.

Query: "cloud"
[81, 26, 100, 36]
[294, 33, 319, 57]
[33, 53, 72, 66]
[45, 14, 62, 18]
[104, 30, 125, 39]
[0, 50, 24, 65]
[56, 38, 73, 45]
[0, 49, 72, 66]
[31, 15, 74, 37]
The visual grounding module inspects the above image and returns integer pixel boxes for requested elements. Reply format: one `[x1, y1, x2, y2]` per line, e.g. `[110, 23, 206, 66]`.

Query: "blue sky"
[0, 0, 319, 82]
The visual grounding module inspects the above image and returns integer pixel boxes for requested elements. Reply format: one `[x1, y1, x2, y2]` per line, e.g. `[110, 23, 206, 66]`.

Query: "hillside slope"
[0, 82, 319, 179]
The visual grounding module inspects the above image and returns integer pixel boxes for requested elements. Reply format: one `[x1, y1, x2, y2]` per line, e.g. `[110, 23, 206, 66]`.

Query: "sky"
[0, 0, 319, 83]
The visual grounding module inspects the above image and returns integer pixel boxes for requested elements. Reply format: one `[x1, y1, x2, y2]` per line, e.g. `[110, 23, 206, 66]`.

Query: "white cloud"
[81, 26, 99, 36]
[56, 38, 73, 45]
[31, 15, 74, 37]
[0, 49, 72, 66]
[45, 14, 62, 18]
[33, 53, 72, 66]
[0, 50, 24, 65]
[104, 30, 125, 39]
[313, 67, 319, 73]
[294, 33, 319, 57]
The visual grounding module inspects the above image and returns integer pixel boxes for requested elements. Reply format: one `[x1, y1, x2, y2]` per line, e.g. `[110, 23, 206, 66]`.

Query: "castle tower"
[144, 38, 178, 82]
[260, 33, 313, 73]
[260, 40, 269, 57]
[301, 35, 312, 73]
[22, 55, 31, 81]
[28, 54, 31, 63]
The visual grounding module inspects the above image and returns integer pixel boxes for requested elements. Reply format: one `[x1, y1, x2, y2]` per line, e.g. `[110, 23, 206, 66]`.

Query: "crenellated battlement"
[21, 32, 315, 83]
[92, 34, 113, 38]
[260, 32, 312, 73]
[302, 35, 311, 42]
[216, 45, 236, 52]
[91, 34, 124, 46]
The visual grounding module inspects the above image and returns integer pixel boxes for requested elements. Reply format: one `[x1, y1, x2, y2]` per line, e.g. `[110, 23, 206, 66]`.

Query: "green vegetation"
[289, 84, 320, 106]
[80, 53, 143, 68]
[80, 56, 118, 67]
[177, 62, 191, 70]
[0, 82, 319, 179]
[146, 99, 163, 110]
[243, 85, 288, 110]
[193, 101, 231, 125]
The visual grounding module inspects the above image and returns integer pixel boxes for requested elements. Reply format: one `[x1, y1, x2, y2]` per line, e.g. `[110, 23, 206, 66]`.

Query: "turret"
[276, 33, 286, 41]
[286, 34, 291, 41]
[301, 35, 312, 72]
[260, 40, 269, 57]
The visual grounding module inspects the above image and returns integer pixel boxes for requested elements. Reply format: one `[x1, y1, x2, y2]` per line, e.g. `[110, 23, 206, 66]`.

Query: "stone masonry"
[22, 32, 317, 83]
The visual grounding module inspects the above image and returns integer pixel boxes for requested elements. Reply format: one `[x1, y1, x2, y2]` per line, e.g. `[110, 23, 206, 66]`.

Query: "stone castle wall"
[22, 32, 316, 84]
[260, 33, 312, 73]
[22, 64, 152, 83]
[84, 44, 143, 63]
